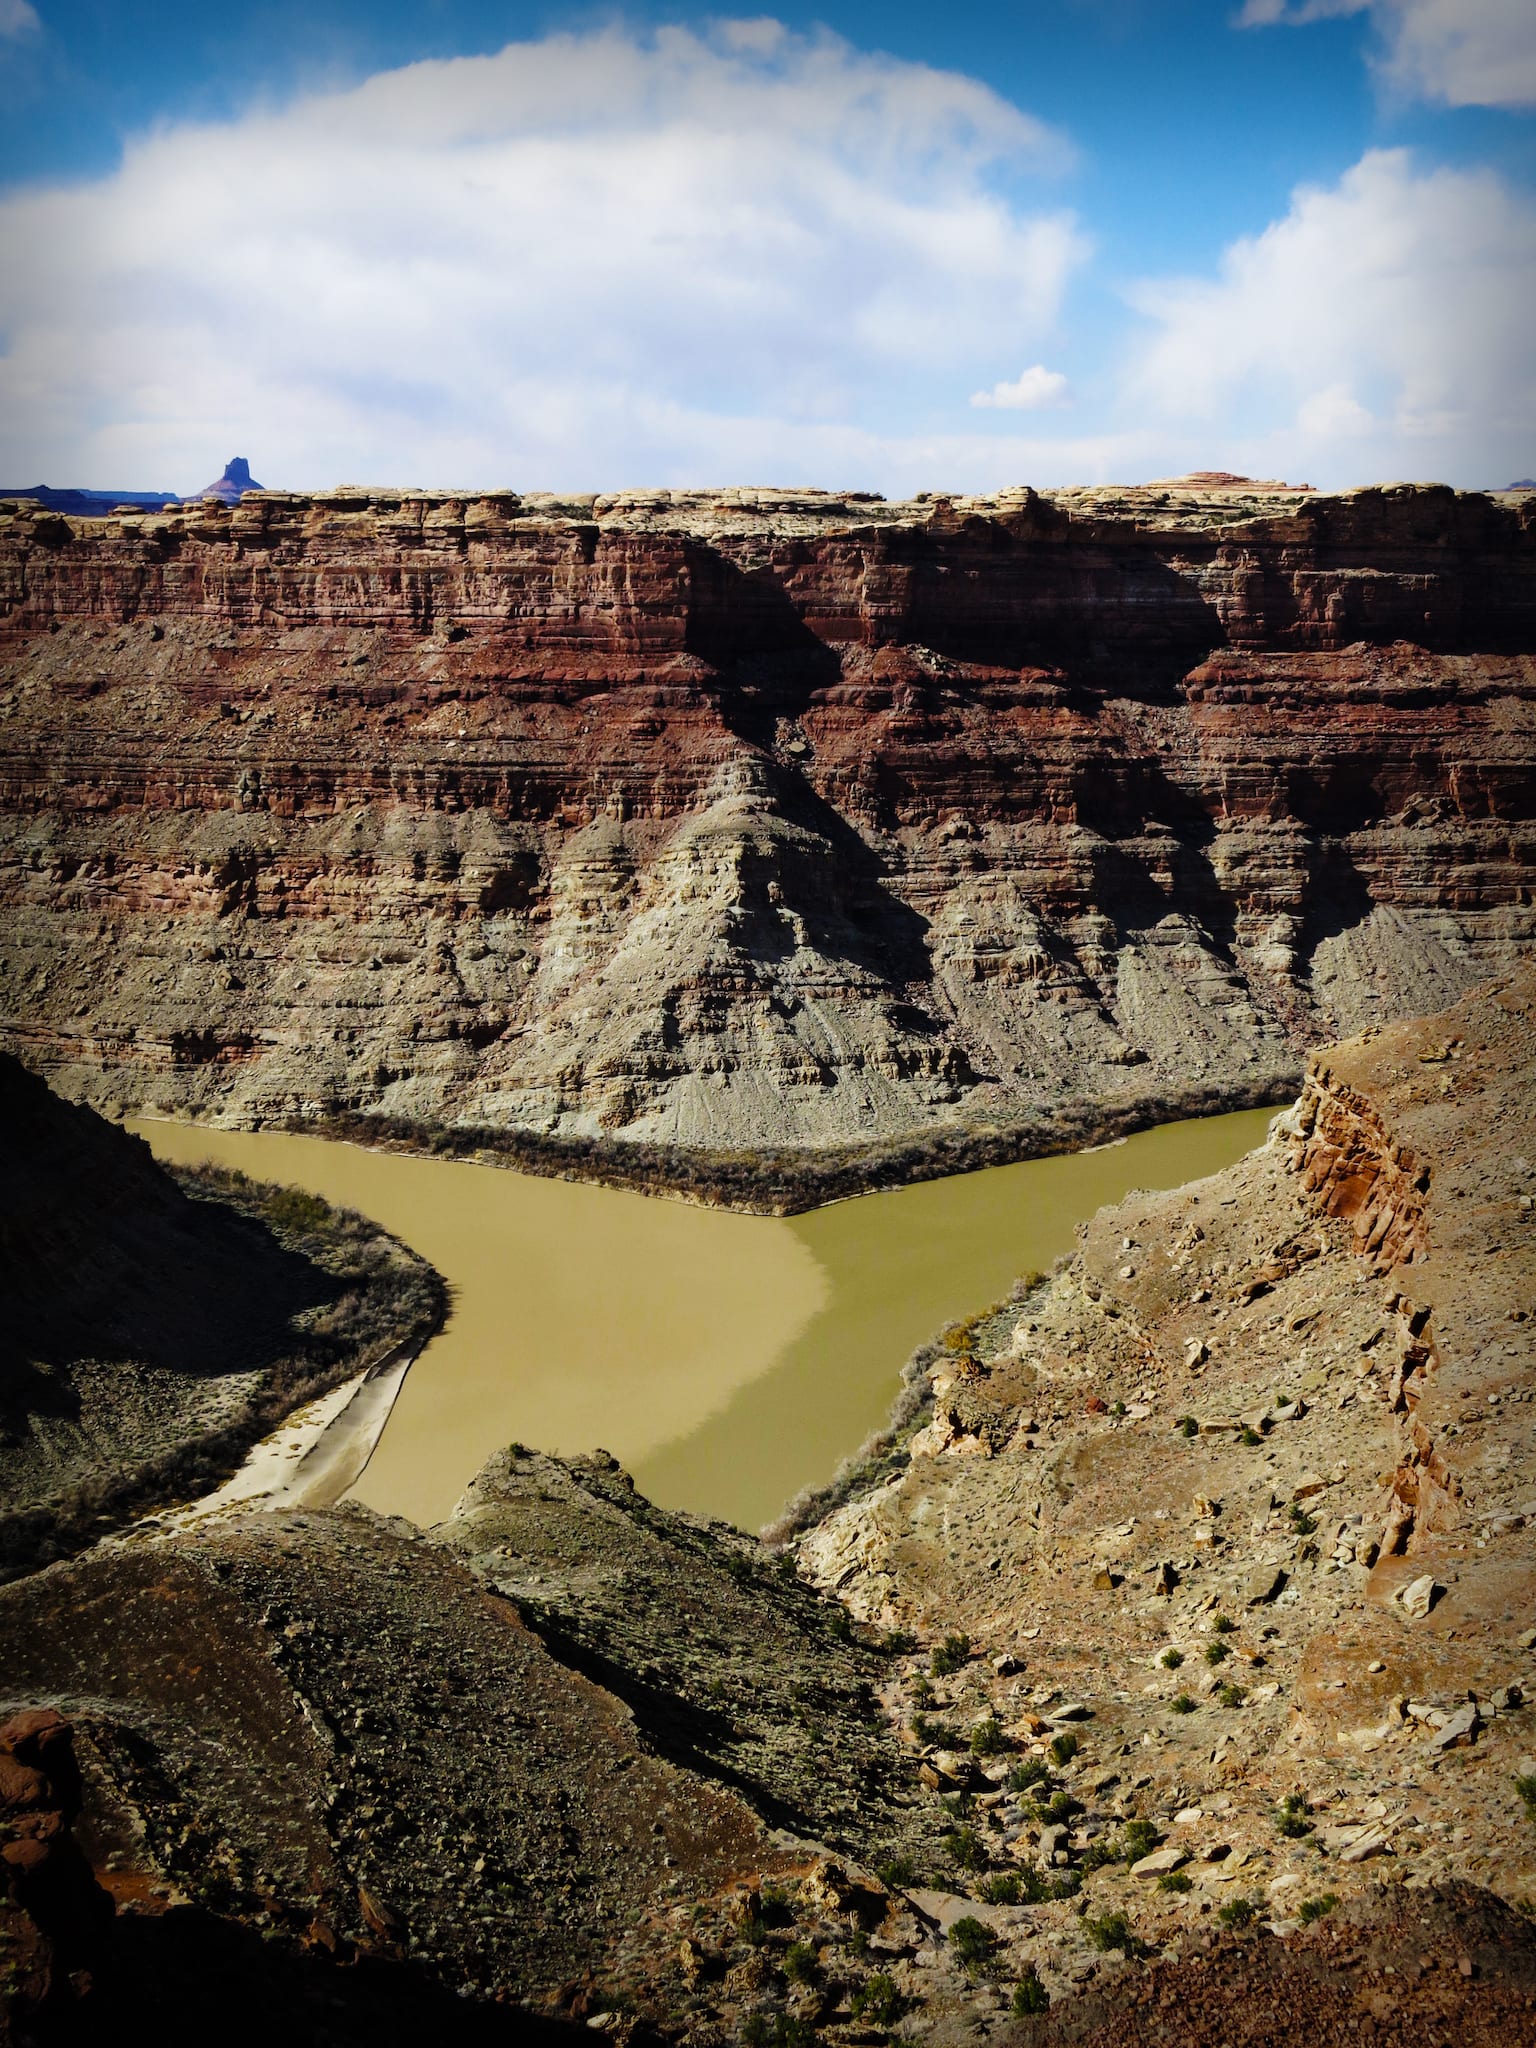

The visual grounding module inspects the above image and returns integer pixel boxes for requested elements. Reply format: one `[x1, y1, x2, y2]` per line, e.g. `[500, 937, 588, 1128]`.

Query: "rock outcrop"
[1, 480, 1531, 1184]
[0, 1054, 443, 1577]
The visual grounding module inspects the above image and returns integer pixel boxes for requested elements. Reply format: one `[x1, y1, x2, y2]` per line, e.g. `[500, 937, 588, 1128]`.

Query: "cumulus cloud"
[1125, 148, 1536, 486]
[0, 0, 40, 38]
[970, 364, 1070, 410]
[1236, 0, 1536, 109]
[0, 21, 1088, 491]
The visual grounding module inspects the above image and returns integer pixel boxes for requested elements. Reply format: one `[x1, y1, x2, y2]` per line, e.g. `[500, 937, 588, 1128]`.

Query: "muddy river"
[132, 1108, 1275, 1533]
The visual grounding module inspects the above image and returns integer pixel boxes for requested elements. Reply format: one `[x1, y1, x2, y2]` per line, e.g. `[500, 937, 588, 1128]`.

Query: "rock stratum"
[1, 479, 1533, 1192]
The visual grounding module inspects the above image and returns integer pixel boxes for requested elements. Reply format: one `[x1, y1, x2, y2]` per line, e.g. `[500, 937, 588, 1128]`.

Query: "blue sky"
[1, 0, 1531, 493]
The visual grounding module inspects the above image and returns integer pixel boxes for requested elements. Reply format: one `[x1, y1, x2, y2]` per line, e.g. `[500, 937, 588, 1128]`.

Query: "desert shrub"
[1011, 1969, 1050, 2016]
[1009, 1758, 1050, 1793]
[850, 1974, 904, 2026]
[742, 2015, 817, 2048]
[1204, 1640, 1230, 1666]
[1290, 1505, 1317, 1536]
[1277, 1793, 1313, 1839]
[978, 1872, 1022, 1905]
[261, 1186, 333, 1235]
[1240, 1427, 1264, 1447]
[1084, 1912, 1142, 1956]
[1212, 1613, 1236, 1634]
[1297, 1894, 1338, 1925]
[1049, 1731, 1079, 1767]
[944, 1826, 987, 1873]
[1169, 1693, 1197, 1715]
[1158, 1871, 1193, 1894]
[931, 1632, 972, 1677]
[1177, 1416, 1199, 1438]
[1159, 1647, 1184, 1670]
[948, 1917, 999, 1972]
[1121, 1819, 1161, 1865]
[875, 1850, 916, 1890]
[1216, 1682, 1247, 1709]
[1516, 1773, 1536, 1820]
[1218, 1896, 1260, 1930]
[972, 1715, 1007, 1756]
[782, 1941, 818, 1985]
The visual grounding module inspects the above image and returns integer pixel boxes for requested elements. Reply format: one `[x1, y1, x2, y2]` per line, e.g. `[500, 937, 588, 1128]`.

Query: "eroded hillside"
[2, 480, 1532, 1182]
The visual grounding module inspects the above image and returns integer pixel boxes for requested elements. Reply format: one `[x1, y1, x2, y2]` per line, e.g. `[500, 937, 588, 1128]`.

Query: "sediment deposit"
[2, 480, 1532, 1181]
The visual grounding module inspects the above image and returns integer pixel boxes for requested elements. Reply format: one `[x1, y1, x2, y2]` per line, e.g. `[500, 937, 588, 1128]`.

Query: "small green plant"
[1297, 1894, 1339, 1925]
[1169, 1692, 1197, 1714]
[1290, 1505, 1317, 1536]
[948, 1916, 999, 1973]
[944, 1826, 987, 1873]
[1178, 1417, 1199, 1438]
[1121, 1819, 1161, 1866]
[1084, 1911, 1143, 1956]
[909, 1674, 935, 1708]
[1218, 1896, 1260, 1930]
[760, 1886, 794, 1928]
[1049, 1730, 1080, 1767]
[884, 1629, 918, 1657]
[1204, 1639, 1230, 1666]
[1241, 1427, 1264, 1447]
[1034, 1789, 1082, 1825]
[972, 1715, 1007, 1756]
[742, 2013, 818, 2048]
[875, 1850, 917, 1890]
[978, 1871, 1022, 1905]
[1159, 1647, 1185, 1670]
[850, 1974, 904, 2027]
[931, 1632, 972, 1677]
[1212, 1613, 1236, 1634]
[783, 1940, 818, 1985]
[1009, 1758, 1050, 1793]
[1158, 1870, 1193, 1894]
[1514, 1773, 1536, 1819]
[1277, 1793, 1314, 1839]
[1011, 1969, 1050, 2016]
[1215, 1681, 1247, 1709]
[1112, 1400, 1127, 1417]
[911, 1713, 958, 1748]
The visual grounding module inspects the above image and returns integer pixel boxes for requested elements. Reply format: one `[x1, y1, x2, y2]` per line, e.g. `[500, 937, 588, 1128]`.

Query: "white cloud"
[0, 21, 1088, 493]
[1124, 149, 1536, 486]
[1236, 0, 1536, 109]
[969, 363, 1070, 410]
[0, 0, 40, 39]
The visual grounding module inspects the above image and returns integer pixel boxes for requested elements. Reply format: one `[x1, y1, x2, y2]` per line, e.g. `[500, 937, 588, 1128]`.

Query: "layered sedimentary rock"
[1, 480, 1532, 1165]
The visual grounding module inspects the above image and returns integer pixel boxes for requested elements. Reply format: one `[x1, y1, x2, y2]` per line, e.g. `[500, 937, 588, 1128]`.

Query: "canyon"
[1, 478, 1532, 1189]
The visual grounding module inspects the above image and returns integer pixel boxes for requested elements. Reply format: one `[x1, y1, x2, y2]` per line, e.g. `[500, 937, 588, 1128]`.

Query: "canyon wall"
[1, 479, 1532, 1167]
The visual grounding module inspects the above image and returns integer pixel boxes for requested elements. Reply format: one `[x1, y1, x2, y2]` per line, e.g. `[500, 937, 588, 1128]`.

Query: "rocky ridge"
[1, 480, 1532, 1188]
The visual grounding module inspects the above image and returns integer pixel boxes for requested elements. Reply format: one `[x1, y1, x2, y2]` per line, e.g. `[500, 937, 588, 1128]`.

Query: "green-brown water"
[131, 1108, 1275, 1533]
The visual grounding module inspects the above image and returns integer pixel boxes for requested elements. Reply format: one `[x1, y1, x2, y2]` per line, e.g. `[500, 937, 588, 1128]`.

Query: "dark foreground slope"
[0, 1055, 441, 1575]
[1, 481, 1532, 1191]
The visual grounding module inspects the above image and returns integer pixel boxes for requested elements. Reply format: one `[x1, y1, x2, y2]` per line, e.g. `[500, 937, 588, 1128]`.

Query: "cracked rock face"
[1, 481, 1531, 1160]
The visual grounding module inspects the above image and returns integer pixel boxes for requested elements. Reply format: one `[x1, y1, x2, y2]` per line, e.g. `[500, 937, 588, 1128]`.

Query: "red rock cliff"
[0, 480, 1531, 1159]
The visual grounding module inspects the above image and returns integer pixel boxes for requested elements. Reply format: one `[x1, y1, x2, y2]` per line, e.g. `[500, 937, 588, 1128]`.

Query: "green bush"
[262, 1186, 333, 1235]
[1240, 1427, 1264, 1447]
[1290, 1505, 1317, 1536]
[948, 1917, 999, 1972]
[978, 1872, 1022, 1905]
[1011, 1969, 1050, 2016]
[850, 1973, 904, 2026]
[1215, 1681, 1247, 1709]
[1049, 1731, 1080, 1767]
[911, 1713, 958, 1748]
[875, 1850, 917, 1890]
[1159, 1647, 1184, 1670]
[1218, 1896, 1261, 1930]
[1277, 1794, 1313, 1839]
[972, 1715, 1007, 1756]
[1204, 1640, 1230, 1666]
[1009, 1758, 1050, 1793]
[1169, 1693, 1197, 1714]
[1515, 1773, 1536, 1819]
[1177, 1417, 1199, 1438]
[1157, 1871, 1193, 1894]
[1212, 1613, 1236, 1634]
[1297, 1894, 1338, 1925]
[1121, 1819, 1161, 1866]
[1084, 1911, 1142, 1956]
[1034, 1789, 1082, 1825]
[931, 1632, 972, 1677]
[783, 1940, 818, 1985]
[944, 1826, 987, 1873]
[742, 2015, 818, 2048]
